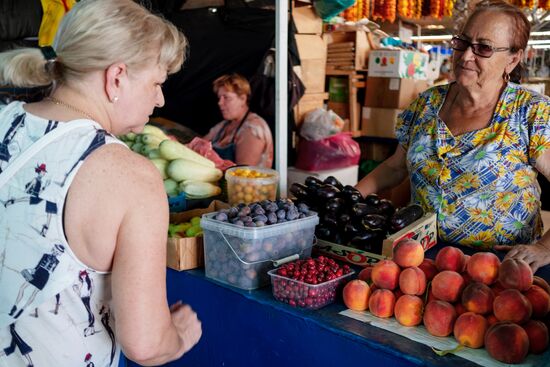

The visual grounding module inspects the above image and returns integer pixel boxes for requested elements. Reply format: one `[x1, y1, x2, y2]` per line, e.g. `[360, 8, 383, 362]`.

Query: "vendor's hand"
[494, 242, 550, 274]
[170, 301, 202, 354]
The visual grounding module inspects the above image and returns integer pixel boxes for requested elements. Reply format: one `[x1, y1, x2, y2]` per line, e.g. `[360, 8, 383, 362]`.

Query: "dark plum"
[296, 202, 310, 214]
[215, 212, 228, 222]
[238, 206, 251, 216]
[253, 214, 268, 223]
[267, 212, 278, 224]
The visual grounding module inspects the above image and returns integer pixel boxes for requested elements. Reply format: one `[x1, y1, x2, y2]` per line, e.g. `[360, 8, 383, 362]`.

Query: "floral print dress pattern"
[0, 101, 123, 367]
[396, 83, 550, 249]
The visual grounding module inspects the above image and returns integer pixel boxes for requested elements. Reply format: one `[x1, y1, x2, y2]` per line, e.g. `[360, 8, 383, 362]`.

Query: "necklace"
[44, 96, 97, 122]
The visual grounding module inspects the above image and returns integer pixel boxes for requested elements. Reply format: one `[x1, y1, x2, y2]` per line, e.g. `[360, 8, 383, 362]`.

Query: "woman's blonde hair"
[0, 0, 187, 87]
[213, 73, 251, 103]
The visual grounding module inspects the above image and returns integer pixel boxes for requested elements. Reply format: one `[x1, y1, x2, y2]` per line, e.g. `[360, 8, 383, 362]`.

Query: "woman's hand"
[170, 301, 202, 355]
[494, 242, 550, 274]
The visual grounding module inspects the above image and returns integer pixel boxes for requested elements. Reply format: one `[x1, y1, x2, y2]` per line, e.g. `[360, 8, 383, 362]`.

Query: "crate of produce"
[201, 206, 319, 290]
[225, 166, 278, 205]
[268, 257, 354, 309]
[289, 174, 437, 267]
[167, 200, 229, 271]
[314, 213, 437, 267]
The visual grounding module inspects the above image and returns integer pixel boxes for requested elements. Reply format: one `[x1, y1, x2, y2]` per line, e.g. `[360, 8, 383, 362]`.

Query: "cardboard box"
[292, 5, 322, 34]
[368, 49, 429, 80]
[288, 165, 359, 188]
[295, 34, 326, 93]
[167, 200, 229, 271]
[323, 30, 370, 70]
[314, 213, 437, 267]
[361, 107, 403, 138]
[365, 77, 430, 109]
[294, 92, 328, 126]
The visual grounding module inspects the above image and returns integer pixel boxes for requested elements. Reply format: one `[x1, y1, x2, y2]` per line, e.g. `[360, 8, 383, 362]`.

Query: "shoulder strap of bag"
[0, 119, 96, 189]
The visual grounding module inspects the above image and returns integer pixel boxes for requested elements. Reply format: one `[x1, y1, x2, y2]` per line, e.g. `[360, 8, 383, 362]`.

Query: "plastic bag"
[295, 132, 360, 171]
[186, 137, 235, 171]
[314, 0, 356, 21]
[300, 108, 345, 141]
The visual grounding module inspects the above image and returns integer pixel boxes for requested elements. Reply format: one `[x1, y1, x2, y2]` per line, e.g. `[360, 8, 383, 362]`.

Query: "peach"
[399, 266, 426, 296]
[453, 312, 489, 349]
[485, 322, 529, 364]
[523, 320, 549, 354]
[427, 288, 437, 303]
[423, 300, 457, 337]
[343, 280, 371, 312]
[498, 258, 533, 291]
[392, 239, 424, 268]
[493, 289, 532, 324]
[461, 282, 495, 315]
[431, 270, 465, 303]
[358, 266, 373, 284]
[534, 275, 550, 295]
[418, 258, 438, 281]
[435, 246, 465, 272]
[394, 295, 424, 327]
[368, 289, 395, 318]
[466, 252, 500, 285]
[524, 284, 550, 318]
[371, 260, 401, 290]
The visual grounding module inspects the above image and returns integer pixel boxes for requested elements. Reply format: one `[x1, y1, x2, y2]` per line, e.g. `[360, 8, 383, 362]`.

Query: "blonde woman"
[0, 0, 201, 365]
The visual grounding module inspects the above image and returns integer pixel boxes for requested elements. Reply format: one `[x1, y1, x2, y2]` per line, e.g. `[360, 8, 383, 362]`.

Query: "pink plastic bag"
[295, 132, 360, 171]
[186, 137, 236, 171]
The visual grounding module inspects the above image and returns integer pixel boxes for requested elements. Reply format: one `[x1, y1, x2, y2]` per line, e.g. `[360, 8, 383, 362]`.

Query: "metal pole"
[275, 0, 289, 198]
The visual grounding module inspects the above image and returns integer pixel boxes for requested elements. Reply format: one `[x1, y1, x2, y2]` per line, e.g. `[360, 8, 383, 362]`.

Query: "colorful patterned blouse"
[396, 82, 550, 249]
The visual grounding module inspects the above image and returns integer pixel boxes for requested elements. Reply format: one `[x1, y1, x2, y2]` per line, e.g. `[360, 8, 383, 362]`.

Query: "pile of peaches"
[343, 239, 550, 364]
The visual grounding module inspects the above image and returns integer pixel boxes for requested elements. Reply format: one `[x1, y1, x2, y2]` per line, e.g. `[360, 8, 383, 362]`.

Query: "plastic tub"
[268, 268, 355, 309]
[225, 166, 279, 205]
[201, 211, 319, 290]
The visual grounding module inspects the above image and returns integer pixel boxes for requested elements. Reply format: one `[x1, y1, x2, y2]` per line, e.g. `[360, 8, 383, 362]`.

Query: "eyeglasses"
[450, 36, 510, 58]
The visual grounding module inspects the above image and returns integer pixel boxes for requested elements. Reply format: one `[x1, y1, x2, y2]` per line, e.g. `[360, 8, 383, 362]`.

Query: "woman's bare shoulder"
[75, 143, 165, 201]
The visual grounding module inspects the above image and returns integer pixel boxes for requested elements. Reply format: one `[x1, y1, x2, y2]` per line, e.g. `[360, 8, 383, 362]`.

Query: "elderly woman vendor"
[356, 0, 550, 272]
[204, 73, 274, 168]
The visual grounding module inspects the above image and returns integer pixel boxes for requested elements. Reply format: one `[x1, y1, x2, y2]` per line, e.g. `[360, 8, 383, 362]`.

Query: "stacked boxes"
[293, 3, 327, 127]
[362, 50, 431, 138]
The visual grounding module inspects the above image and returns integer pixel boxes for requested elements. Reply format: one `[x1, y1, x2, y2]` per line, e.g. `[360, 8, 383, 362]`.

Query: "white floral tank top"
[0, 101, 123, 367]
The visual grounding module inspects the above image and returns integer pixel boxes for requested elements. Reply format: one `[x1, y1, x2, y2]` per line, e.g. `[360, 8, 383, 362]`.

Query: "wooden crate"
[167, 200, 229, 271]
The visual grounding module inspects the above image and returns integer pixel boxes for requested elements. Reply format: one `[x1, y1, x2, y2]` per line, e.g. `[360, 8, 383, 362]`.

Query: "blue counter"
[125, 243, 550, 367]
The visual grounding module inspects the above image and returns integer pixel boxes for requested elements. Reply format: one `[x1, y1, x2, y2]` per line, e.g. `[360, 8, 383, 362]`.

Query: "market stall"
[125, 242, 550, 367]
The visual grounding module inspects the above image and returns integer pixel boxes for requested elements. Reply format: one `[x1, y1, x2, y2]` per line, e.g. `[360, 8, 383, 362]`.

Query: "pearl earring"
[111, 96, 119, 103]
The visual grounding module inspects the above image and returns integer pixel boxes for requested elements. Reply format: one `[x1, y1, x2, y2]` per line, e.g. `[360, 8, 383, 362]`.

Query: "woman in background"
[205, 73, 273, 168]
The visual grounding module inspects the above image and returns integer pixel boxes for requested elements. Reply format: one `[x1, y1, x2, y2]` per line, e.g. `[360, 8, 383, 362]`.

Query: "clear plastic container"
[268, 269, 355, 310]
[201, 212, 319, 290]
[225, 166, 279, 205]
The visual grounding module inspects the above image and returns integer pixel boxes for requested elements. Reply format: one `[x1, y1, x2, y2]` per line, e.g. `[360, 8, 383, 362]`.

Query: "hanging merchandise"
[340, 0, 371, 22]
[372, 0, 397, 23]
[397, 0, 420, 19]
